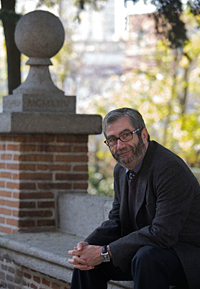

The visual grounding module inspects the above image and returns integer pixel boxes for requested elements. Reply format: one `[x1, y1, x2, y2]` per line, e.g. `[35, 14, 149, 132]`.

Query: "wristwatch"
[101, 245, 110, 262]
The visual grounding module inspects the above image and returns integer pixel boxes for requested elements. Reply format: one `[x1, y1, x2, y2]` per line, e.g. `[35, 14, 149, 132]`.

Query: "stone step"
[0, 231, 133, 289]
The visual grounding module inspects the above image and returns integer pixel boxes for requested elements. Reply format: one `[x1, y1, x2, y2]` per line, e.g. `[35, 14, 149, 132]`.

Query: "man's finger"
[74, 264, 95, 271]
[68, 249, 80, 256]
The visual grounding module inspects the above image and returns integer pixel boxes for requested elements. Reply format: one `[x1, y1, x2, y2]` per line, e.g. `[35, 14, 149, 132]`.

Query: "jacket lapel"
[135, 141, 157, 220]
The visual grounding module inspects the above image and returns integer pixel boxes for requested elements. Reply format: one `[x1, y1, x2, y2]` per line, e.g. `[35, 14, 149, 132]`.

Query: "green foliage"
[127, 0, 200, 48]
[88, 163, 114, 197]
[86, 11, 200, 196]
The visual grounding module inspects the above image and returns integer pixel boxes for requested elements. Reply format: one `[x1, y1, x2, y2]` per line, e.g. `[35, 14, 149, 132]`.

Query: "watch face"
[101, 253, 110, 262]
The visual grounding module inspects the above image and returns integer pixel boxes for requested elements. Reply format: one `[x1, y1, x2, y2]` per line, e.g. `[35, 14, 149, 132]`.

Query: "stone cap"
[0, 112, 102, 135]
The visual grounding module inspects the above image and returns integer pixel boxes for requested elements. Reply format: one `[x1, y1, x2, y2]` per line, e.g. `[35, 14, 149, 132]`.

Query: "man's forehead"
[106, 117, 134, 136]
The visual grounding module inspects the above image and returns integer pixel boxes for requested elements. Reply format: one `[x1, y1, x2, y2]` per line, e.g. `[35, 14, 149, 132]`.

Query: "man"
[68, 108, 200, 289]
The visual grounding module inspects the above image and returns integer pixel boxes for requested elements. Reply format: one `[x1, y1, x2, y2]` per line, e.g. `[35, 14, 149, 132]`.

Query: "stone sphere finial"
[14, 10, 65, 59]
[10, 10, 66, 99]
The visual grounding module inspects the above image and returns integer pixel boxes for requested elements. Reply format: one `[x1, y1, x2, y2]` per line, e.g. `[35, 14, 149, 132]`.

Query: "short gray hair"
[103, 108, 146, 137]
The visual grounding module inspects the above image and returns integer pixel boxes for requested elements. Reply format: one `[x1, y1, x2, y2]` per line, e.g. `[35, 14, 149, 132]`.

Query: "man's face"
[105, 116, 148, 170]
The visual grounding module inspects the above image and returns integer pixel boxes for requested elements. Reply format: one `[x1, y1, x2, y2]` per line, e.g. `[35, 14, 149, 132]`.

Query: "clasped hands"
[68, 241, 103, 271]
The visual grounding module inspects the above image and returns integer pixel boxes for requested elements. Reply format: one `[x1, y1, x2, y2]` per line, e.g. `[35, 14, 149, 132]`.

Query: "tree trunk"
[1, 0, 21, 94]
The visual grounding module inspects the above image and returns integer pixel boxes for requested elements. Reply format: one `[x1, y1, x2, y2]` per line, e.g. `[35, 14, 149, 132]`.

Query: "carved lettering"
[27, 98, 69, 108]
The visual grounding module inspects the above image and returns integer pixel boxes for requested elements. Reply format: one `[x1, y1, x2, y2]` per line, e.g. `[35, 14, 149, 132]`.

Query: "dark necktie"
[128, 171, 138, 231]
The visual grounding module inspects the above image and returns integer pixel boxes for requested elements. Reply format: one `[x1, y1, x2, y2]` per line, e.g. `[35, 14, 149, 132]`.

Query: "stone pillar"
[0, 10, 102, 234]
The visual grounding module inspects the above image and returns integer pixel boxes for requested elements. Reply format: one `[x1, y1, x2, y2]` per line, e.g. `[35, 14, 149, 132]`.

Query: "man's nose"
[116, 138, 126, 149]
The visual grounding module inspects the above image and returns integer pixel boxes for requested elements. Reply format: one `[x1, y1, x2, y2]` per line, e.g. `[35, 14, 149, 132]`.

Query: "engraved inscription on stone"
[26, 98, 69, 108]
[3, 94, 76, 113]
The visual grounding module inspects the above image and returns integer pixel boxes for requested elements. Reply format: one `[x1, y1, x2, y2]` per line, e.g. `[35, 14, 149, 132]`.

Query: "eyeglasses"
[104, 128, 142, 147]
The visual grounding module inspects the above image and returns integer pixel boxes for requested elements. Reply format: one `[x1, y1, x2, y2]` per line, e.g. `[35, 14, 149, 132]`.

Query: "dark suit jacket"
[85, 141, 200, 289]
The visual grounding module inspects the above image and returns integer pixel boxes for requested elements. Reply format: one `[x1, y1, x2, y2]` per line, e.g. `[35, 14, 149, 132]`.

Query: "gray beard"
[112, 137, 146, 168]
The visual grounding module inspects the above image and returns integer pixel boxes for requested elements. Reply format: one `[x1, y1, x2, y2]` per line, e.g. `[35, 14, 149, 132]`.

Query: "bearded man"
[68, 108, 200, 289]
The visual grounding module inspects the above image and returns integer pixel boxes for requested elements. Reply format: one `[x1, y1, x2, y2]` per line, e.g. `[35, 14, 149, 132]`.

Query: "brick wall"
[0, 135, 88, 234]
[0, 257, 70, 289]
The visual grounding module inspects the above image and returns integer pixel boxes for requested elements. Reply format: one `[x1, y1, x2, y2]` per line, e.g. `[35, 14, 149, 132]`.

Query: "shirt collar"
[126, 159, 143, 175]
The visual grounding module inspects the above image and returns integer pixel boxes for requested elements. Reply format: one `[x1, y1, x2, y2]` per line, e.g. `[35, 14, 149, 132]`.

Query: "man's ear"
[141, 128, 149, 145]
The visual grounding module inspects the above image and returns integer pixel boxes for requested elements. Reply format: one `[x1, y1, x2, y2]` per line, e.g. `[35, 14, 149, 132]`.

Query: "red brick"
[12, 210, 19, 217]
[0, 271, 5, 280]
[6, 218, 19, 226]
[6, 163, 20, 170]
[37, 144, 71, 153]
[19, 164, 36, 171]
[0, 217, 5, 223]
[0, 199, 6, 206]
[6, 274, 13, 282]
[0, 136, 13, 141]
[0, 163, 6, 169]
[8, 267, 15, 274]
[13, 192, 20, 199]
[24, 272, 32, 279]
[8, 181, 35, 190]
[12, 228, 19, 234]
[33, 276, 40, 283]
[0, 226, 12, 234]
[20, 210, 53, 218]
[0, 144, 6, 150]
[19, 183, 36, 190]
[38, 183, 71, 190]
[5, 200, 20, 208]
[73, 145, 88, 153]
[16, 173, 52, 181]
[73, 165, 88, 172]
[16, 270, 23, 277]
[0, 190, 12, 197]
[55, 155, 88, 162]
[18, 220, 35, 227]
[14, 275, 21, 284]
[37, 220, 55, 226]
[2, 264, 7, 270]
[0, 181, 5, 187]
[37, 164, 71, 171]
[1, 154, 13, 160]
[7, 144, 21, 151]
[52, 283, 61, 289]
[73, 183, 88, 190]
[20, 144, 37, 152]
[19, 201, 36, 209]
[20, 192, 54, 199]
[18, 154, 54, 162]
[6, 182, 20, 189]
[42, 278, 50, 286]
[56, 173, 88, 181]
[13, 154, 20, 161]
[0, 172, 12, 179]
[1, 208, 12, 216]
[26, 135, 55, 142]
[38, 201, 55, 208]
[56, 135, 88, 143]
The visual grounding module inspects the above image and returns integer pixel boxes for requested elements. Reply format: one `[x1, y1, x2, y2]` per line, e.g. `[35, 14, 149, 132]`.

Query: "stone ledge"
[0, 112, 102, 135]
[0, 232, 133, 289]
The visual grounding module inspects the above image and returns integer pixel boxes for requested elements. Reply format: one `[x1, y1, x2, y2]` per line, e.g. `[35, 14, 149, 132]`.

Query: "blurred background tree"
[85, 10, 200, 196]
[0, 0, 199, 196]
[1, 0, 200, 94]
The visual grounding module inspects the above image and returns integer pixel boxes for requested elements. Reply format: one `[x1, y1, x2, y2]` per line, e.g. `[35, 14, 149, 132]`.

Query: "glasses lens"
[107, 137, 117, 146]
[120, 132, 132, 142]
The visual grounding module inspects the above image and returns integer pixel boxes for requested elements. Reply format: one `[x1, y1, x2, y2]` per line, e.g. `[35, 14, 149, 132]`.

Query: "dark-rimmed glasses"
[104, 128, 142, 147]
